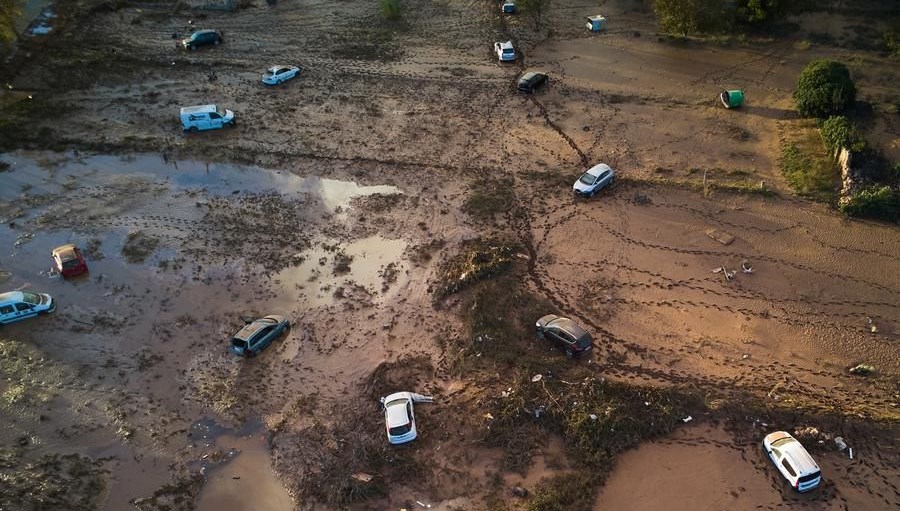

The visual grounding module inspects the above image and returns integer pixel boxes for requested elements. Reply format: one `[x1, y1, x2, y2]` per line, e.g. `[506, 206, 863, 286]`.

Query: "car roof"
[181, 105, 216, 114]
[520, 71, 539, 80]
[52, 244, 78, 261]
[780, 439, 820, 474]
[385, 397, 411, 427]
[0, 291, 25, 303]
[233, 317, 278, 341]
[194, 29, 217, 35]
[548, 317, 590, 340]
[586, 163, 612, 176]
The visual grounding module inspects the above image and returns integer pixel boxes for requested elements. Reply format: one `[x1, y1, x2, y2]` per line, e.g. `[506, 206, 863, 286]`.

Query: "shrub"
[794, 60, 856, 118]
[839, 186, 900, 220]
[652, 0, 724, 36]
[379, 0, 402, 20]
[820, 116, 867, 154]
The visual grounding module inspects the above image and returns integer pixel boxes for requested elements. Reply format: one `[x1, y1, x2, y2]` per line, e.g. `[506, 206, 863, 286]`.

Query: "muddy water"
[194, 433, 294, 511]
[0, 151, 411, 510]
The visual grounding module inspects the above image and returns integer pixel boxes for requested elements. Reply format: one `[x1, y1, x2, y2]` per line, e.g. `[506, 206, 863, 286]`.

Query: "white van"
[180, 105, 235, 133]
[0, 291, 56, 325]
[763, 431, 822, 492]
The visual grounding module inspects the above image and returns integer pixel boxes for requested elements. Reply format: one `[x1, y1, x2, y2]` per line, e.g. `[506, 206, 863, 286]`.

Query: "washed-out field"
[1, 1, 898, 510]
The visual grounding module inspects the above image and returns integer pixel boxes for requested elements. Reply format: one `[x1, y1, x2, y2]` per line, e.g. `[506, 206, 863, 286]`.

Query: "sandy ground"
[1, 0, 899, 510]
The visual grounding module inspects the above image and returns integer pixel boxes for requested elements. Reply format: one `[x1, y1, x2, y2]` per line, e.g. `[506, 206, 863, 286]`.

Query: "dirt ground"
[1, 0, 898, 510]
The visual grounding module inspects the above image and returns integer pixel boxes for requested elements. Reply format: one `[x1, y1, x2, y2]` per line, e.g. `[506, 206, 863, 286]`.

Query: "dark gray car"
[517, 71, 548, 93]
[535, 314, 593, 358]
[230, 315, 290, 356]
[181, 29, 223, 51]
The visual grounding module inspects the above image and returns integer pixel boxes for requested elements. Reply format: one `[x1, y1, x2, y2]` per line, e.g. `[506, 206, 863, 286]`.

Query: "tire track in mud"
[527, 96, 589, 167]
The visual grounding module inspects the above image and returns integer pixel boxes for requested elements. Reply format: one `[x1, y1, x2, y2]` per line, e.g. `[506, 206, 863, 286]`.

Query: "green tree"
[652, 0, 723, 36]
[519, 0, 552, 30]
[794, 59, 856, 118]
[735, 0, 781, 23]
[1, 0, 24, 46]
[820, 116, 866, 153]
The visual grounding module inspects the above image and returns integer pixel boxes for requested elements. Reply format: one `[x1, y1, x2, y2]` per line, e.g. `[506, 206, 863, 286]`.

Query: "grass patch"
[779, 122, 837, 202]
[462, 178, 517, 221]
[528, 472, 598, 511]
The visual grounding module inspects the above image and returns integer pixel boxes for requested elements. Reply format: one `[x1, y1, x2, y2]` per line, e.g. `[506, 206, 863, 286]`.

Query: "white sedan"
[380, 391, 433, 445]
[261, 65, 301, 85]
[495, 40, 516, 62]
[573, 163, 615, 197]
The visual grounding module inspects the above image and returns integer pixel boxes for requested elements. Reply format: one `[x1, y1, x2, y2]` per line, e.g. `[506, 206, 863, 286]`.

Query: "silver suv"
[763, 431, 822, 492]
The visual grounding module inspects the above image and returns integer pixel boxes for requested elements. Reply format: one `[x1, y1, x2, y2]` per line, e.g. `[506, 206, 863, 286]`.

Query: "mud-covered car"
[535, 314, 593, 358]
[229, 315, 290, 356]
[494, 41, 516, 62]
[0, 291, 56, 325]
[180, 29, 222, 51]
[517, 71, 548, 93]
[763, 431, 823, 492]
[51, 244, 88, 278]
[380, 392, 433, 445]
[262, 65, 301, 85]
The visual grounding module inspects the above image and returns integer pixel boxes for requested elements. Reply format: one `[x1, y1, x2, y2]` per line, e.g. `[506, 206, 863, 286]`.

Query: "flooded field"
[1, 0, 898, 510]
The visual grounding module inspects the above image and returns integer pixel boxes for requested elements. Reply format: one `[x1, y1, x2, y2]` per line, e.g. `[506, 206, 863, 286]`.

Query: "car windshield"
[576, 336, 591, 348]
[503, 48, 514, 54]
[579, 173, 596, 185]
[62, 259, 80, 269]
[216, 108, 226, 116]
[389, 423, 412, 436]
[385, 398, 407, 408]
[771, 437, 795, 448]
[798, 471, 821, 483]
[232, 339, 248, 349]
[266, 70, 276, 76]
[22, 292, 41, 305]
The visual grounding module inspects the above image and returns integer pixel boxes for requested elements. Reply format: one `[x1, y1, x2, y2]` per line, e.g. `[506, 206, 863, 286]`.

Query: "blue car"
[230, 315, 290, 356]
[501, 0, 517, 14]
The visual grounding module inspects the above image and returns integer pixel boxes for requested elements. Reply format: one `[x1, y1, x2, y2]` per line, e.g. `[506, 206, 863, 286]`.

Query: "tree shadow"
[739, 105, 799, 120]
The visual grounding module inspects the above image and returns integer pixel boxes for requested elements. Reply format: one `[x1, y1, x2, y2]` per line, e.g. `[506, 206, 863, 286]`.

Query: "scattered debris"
[849, 364, 875, 376]
[483, 412, 494, 420]
[741, 260, 753, 273]
[351, 473, 373, 483]
[712, 266, 736, 281]
[415, 500, 431, 508]
[682, 416, 693, 423]
[512, 486, 529, 498]
[531, 374, 543, 382]
[834, 436, 847, 451]
[705, 228, 735, 245]
[866, 317, 877, 333]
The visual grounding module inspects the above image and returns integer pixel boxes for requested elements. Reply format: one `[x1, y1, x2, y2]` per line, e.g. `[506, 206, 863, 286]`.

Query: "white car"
[494, 41, 516, 62]
[763, 431, 822, 492]
[380, 391, 433, 445]
[262, 65, 301, 86]
[0, 291, 56, 324]
[573, 163, 615, 197]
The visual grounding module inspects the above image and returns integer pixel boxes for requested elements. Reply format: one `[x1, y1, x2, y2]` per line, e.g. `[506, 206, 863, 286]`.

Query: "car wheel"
[277, 78, 282, 85]
[224, 121, 234, 128]
[565, 349, 574, 358]
[188, 126, 199, 134]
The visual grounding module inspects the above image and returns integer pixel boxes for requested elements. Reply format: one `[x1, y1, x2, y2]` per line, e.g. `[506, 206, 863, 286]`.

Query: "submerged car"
[380, 392, 433, 445]
[494, 41, 516, 62]
[501, 0, 517, 14]
[573, 163, 616, 197]
[0, 291, 56, 325]
[51, 244, 88, 278]
[763, 431, 822, 492]
[229, 315, 290, 356]
[517, 71, 548, 93]
[180, 29, 223, 51]
[535, 314, 593, 358]
[262, 65, 301, 85]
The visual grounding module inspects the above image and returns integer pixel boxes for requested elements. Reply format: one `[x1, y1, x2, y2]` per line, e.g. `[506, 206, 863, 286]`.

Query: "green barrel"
[720, 90, 744, 109]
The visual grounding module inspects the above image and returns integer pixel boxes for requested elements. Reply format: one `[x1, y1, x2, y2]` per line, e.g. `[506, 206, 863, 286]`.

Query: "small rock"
[512, 486, 529, 498]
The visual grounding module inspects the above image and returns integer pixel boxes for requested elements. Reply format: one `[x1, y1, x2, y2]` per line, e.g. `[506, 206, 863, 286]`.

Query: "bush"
[794, 60, 856, 118]
[379, 0, 402, 20]
[820, 116, 867, 153]
[652, 0, 724, 36]
[839, 186, 900, 220]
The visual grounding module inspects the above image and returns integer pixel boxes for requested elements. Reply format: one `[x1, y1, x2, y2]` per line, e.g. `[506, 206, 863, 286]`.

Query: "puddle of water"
[193, 433, 294, 511]
[276, 235, 407, 307]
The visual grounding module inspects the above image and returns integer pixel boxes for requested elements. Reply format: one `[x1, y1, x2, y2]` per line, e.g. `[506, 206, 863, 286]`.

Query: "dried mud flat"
[1, 1, 899, 510]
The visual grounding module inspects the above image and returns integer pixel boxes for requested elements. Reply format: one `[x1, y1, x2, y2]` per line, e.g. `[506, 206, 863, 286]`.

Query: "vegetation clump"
[839, 185, 900, 221]
[434, 242, 517, 300]
[462, 178, 517, 221]
[794, 59, 856, 118]
[379, 0, 402, 20]
[820, 115, 867, 153]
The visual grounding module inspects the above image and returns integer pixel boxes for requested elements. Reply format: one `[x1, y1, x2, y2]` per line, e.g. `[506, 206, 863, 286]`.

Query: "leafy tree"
[519, 0, 551, 30]
[794, 59, 856, 118]
[652, 0, 723, 36]
[735, 0, 781, 23]
[820, 116, 866, 153]
[1, 0, 23, 46]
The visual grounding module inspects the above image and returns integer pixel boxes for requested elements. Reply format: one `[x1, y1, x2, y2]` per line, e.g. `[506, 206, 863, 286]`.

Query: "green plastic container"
[720, 89, 744, 109]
